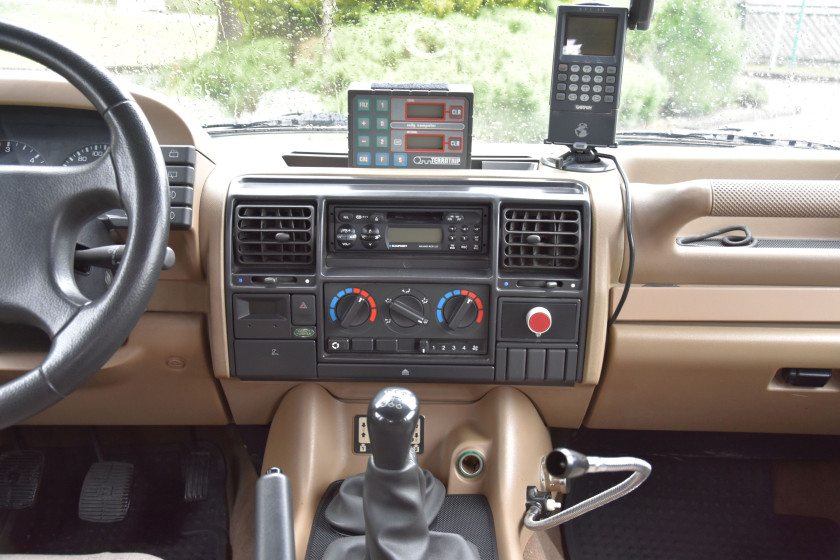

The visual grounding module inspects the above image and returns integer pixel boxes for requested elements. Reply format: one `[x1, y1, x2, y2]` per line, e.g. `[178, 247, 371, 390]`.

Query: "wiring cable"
[592, 150, 634, 327]
[678, 225, 754, 247]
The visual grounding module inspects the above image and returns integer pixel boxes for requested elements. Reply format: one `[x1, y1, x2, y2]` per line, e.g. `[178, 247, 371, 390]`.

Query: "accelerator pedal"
[0, 450, 44, 509]
[184, 451, 211, 502]
[79, 461, 134, 523]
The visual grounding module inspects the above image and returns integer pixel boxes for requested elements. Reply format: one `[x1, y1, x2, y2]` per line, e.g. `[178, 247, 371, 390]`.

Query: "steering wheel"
[0, 21, 169, 428]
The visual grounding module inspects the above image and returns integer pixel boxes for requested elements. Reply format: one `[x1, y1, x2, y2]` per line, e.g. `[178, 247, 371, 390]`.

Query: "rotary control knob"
[441, 295, 479, 330]
[388, 295, 428, 328]
[334, 293, 373, 328]
[526, 307, 552, 337]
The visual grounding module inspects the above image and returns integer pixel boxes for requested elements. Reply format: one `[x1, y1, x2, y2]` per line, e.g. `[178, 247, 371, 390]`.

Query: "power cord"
[678, 225, 754, 247]
[590, 149, 634, 327]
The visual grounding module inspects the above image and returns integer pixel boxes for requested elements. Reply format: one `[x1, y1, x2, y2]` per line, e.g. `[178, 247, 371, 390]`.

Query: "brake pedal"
[184, 451, 211, 502]
[0, 450, 44, 510]
[78, 461, 134, 523]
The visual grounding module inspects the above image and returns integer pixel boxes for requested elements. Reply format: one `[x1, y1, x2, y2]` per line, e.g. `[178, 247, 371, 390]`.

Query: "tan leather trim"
[220, 379, 595, 429]
[587, 324, 840, 434]
[609, 286, 840, 323]
[1, 313, 229, 425]
[0, 74, 214, 151]
[629, 180, 840, 285]
[261, 384, 551, 560]
[710, 180, 840, 218]
[202, 162, 231, 378]
[618, 144, 840, 184]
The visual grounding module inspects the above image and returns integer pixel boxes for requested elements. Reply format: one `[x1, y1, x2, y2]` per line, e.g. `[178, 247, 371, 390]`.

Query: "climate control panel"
[324, 283, 490, 358]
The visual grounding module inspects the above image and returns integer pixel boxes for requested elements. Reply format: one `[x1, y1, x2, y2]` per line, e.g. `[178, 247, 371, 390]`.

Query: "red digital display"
[405, 134, 444, 151]
[406, 103, 446, 120]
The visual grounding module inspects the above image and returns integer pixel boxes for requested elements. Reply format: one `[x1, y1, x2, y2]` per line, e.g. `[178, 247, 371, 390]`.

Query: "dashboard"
[1, 73, 839, 560]
[0, 75, 838, 439]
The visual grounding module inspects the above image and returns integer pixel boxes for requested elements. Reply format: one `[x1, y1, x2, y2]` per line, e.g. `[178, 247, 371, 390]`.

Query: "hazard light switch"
[291, 295, 317, 325]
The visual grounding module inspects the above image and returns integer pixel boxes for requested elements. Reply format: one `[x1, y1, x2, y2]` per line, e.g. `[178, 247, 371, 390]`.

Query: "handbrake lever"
[255, 467, 295, 560]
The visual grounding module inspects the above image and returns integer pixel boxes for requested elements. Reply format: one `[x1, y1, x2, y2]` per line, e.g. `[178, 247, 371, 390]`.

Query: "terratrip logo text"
[413, 156, 461, 166]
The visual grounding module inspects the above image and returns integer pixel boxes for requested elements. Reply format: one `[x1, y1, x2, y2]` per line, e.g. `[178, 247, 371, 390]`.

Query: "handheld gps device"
[348, 82, 473, 169]
[547, 5, 628, 148]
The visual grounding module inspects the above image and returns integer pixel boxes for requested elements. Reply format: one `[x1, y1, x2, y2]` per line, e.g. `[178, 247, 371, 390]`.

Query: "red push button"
[526, 307, 552, 336]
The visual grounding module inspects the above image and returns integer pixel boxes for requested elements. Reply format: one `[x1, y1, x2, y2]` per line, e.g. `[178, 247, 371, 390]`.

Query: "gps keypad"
[554, 64, 618, 106]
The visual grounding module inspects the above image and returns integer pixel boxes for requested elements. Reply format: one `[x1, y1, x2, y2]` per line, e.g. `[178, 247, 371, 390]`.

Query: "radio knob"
[526, 307, 552, 336]
[335, 294, 372, 328]
[389, 295, 427, 328]
[442, 295, 479, 330]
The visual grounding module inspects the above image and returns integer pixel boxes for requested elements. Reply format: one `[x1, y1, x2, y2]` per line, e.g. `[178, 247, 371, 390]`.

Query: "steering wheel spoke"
[0, 154, 121, 331]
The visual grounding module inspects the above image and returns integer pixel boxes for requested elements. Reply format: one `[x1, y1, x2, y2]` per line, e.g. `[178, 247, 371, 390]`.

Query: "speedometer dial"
[62, 144, 110, 166]
[0, 140, 45, 165]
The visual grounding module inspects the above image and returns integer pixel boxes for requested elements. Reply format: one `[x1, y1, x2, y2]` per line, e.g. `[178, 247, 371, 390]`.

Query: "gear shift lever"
[322, 387, 480, 560]
[368, 387, 418, 470]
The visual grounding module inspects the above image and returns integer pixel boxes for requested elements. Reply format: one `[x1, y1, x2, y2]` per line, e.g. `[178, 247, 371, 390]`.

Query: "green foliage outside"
[168, 8, 556, 142]
[625, 0, 745, 116]
[155, 0, 753, 140]
[235, 0, 551, 42]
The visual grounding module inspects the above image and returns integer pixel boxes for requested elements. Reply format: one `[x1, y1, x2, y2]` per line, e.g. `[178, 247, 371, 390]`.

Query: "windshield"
[1, 0, 838, 145]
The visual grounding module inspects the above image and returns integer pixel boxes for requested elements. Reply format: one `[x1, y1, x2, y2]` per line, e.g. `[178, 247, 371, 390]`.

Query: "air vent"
[501, 208, 581, 271]
[234, 203, 315, 269]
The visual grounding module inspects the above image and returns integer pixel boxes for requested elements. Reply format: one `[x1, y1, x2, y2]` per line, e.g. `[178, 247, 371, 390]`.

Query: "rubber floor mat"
[0, 442, 228, 560]
[562, 456, 840, 560]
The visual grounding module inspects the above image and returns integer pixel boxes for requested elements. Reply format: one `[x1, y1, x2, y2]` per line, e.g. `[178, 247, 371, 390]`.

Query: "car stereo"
[330, 205, 488, 254]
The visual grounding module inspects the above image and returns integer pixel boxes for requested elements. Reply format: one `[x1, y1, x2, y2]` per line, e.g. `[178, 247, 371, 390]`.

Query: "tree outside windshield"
[1, 0, 838, 144]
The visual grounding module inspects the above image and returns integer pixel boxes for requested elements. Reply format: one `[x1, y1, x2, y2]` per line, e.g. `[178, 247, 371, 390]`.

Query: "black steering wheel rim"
[0, 20, 169, 428]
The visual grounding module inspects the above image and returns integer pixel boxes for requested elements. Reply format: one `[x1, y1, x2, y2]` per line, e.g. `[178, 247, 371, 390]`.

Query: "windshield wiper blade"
[700, 128, 840, 150]
[204, 112, 348, 131]
[617, 129, 840, 150]
[616, 131, 735, 147]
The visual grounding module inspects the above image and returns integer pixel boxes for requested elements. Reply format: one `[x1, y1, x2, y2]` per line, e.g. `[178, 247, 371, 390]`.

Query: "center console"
[225, 177, 590, 386]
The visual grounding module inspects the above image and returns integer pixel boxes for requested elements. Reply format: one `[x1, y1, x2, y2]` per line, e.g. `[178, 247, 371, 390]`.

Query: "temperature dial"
[330, 288, 377, 328]
[437, 290, 485, 330]
[526, 307, 552, 336]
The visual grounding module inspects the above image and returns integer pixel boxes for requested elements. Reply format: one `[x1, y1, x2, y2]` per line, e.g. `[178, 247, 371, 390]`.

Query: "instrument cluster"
[0, 106, 110, 166]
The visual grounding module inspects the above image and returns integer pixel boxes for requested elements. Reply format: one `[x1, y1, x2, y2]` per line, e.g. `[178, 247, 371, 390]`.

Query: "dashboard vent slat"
[234, 203, 315, 269]
[501, 208, 582, 271]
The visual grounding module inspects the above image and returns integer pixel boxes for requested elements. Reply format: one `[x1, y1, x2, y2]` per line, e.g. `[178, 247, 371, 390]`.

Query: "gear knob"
[367, 387, 419, 470]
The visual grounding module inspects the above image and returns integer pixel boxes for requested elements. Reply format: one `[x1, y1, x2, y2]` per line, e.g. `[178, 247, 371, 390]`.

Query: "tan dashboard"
[0, 75, 838, 437]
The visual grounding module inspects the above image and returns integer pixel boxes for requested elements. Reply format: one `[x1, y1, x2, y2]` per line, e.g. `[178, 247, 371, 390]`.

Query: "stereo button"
[337, 225, 357, 248]
[361, 225, 381, 241]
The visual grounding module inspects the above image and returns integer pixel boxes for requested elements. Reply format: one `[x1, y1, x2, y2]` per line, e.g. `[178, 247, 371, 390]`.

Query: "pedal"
[184, 451, 211, 502]
[78, 461, 133, 523]
[0, 450, 44, 509]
